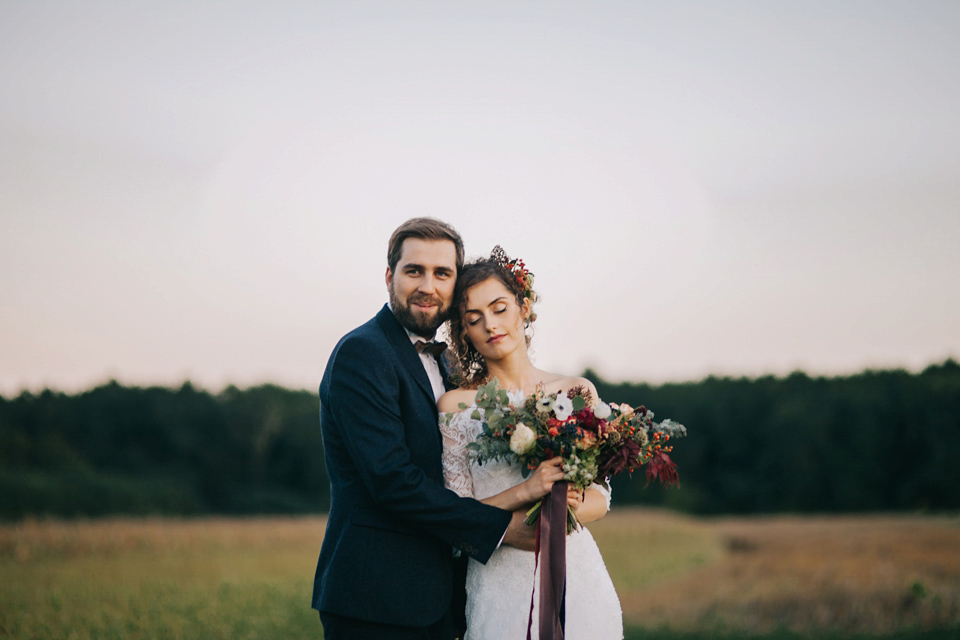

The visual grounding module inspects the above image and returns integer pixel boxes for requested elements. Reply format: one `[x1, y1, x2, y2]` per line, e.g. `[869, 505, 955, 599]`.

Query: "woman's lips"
[487, 334, 506, 344]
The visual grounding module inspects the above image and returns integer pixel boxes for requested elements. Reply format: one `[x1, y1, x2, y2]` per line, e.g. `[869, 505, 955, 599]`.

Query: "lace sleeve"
[438, 411, 476, 499]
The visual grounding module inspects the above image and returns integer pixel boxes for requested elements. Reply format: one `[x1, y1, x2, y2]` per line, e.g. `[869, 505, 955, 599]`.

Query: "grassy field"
[1, 509, 958, 639]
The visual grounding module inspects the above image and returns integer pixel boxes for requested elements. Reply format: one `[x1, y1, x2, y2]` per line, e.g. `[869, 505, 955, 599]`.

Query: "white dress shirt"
[401, 328, 446, 401]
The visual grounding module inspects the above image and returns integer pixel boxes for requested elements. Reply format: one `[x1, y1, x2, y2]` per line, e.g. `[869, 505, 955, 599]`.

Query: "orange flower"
[577, 431, 598, 448]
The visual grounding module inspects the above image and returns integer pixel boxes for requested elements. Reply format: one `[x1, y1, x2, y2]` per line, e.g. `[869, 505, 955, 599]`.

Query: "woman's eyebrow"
[464, 297, 507, 314]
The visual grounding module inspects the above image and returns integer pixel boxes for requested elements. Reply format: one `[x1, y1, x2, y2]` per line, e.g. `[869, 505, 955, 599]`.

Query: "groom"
[313, 217, 533, 640]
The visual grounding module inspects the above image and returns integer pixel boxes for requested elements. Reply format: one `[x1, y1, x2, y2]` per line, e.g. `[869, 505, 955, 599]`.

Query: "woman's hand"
[567, 485, 585, 513]
[519, 457, 565, 503]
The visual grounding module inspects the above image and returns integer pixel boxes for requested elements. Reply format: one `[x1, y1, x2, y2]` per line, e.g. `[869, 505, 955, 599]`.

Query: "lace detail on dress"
[439, 403, 623, 640]
[439, 410, 483, 499]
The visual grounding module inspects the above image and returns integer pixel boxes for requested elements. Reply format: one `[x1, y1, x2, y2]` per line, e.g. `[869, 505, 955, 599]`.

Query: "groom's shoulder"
[331, 312, 390, 359]
[321, 315, 394, 393]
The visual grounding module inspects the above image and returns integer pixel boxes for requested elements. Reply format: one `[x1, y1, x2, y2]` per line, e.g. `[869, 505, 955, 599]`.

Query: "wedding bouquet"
[464, 379, 687, 532]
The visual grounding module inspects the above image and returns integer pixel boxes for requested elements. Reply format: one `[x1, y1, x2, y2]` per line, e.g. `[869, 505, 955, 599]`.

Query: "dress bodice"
[439, 391, 530, 502]
[437, 393, 623, 640]
[439, 391, 612, 507]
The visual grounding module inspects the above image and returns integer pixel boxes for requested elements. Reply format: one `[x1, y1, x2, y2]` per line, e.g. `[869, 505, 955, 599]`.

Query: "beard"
[389, 284, 451, 337]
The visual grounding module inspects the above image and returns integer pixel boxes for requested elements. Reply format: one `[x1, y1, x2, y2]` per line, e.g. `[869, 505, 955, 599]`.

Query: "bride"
[437, 251, 623, 640]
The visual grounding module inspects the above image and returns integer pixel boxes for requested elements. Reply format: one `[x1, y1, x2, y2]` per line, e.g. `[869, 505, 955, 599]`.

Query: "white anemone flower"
[552, 394, 574, 421]
[536, 396, 554, 413]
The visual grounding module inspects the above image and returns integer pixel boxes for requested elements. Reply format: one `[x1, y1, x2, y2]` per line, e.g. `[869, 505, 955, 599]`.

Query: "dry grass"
[587, 507, 726, 591]
[601, 510, 960, 634]
[1, 516, 325, 563]
[0, 517, 326, 640]
[1, 511, 959, 638]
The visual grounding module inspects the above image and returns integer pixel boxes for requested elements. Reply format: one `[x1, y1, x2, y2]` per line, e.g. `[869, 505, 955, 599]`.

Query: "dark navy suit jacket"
[312, 305, 512, 627]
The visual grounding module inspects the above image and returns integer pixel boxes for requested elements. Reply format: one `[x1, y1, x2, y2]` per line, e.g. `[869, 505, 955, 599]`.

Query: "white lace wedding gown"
[440, 396, 623, 640]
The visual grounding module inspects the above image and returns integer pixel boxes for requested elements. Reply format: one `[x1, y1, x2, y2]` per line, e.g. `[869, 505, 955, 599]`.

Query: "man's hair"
[387, 217, 465, 272]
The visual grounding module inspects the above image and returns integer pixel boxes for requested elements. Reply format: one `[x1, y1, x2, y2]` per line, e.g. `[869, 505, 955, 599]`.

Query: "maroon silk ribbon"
[527, 481, 567, 640]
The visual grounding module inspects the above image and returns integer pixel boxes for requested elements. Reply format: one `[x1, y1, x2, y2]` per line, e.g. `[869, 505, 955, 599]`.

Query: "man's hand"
[501, 509, 536, 551]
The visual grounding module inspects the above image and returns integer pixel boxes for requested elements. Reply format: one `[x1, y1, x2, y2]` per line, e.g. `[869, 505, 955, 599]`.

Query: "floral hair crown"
[490, 245, 535, 303]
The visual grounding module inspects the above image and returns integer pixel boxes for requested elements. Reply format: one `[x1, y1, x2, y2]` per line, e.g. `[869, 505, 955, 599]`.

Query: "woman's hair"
[448, 256, 539, 388]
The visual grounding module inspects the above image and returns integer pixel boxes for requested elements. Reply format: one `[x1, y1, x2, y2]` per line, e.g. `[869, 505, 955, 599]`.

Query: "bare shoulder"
[541, 374, 599, 403]
[437, 387, 479, 413]
[572, 376, 601, 403]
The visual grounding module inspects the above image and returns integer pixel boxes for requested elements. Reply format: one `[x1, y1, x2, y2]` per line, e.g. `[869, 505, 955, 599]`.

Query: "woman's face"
[462, 277, 527, 361]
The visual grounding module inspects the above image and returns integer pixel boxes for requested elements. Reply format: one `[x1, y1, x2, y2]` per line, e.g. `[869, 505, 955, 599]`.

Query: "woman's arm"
[568, 485, 610, 524]
[478, 457, 565, 511]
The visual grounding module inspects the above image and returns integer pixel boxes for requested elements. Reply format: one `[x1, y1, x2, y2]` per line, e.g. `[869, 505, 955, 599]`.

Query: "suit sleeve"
[325, 335, 510, 563]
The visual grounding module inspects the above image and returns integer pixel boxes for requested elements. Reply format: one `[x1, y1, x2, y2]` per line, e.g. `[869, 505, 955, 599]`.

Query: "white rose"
[509, 422, 537, 455]
[594, 402, 612, 420]
[552, 394, 573, 421]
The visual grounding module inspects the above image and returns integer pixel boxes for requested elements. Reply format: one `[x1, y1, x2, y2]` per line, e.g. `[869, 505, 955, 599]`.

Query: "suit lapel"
[375, 305, 437, 409]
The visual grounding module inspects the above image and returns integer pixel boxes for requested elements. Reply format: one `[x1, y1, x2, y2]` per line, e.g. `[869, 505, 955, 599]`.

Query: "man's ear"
[385, 266, 393, 291]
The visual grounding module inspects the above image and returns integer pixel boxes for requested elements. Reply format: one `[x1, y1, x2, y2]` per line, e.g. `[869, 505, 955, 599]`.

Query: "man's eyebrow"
[464, 296, 507, 314]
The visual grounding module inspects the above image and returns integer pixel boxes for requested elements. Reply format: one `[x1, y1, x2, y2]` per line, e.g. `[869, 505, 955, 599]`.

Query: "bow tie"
[415, 339, 447, 357]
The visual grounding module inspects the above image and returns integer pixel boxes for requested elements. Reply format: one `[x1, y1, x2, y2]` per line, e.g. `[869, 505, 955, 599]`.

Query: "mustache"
[407, 293, 443, 308]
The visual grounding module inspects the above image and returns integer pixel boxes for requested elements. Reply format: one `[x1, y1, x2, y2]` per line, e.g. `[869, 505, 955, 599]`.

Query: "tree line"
[1, 360, 958, 520]
[594, 360, 960, 514]
[0, 382, 326, 519]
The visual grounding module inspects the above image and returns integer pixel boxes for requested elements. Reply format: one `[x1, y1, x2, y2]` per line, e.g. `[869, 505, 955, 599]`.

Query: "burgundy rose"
[573, 408, 603, 435]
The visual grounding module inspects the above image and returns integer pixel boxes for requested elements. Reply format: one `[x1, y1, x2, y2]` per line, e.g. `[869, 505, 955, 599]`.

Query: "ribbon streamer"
[527, 481, 567, 640]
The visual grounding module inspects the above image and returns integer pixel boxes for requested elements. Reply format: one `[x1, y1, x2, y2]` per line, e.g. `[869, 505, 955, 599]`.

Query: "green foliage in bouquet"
[463, 378, 687, 531]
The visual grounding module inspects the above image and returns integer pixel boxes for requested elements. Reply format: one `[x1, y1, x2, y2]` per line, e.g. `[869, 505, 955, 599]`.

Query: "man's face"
[386, 237, 458, 337]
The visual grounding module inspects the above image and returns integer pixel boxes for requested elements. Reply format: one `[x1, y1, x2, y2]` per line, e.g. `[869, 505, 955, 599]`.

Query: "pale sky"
[1, 1, 958, 395]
